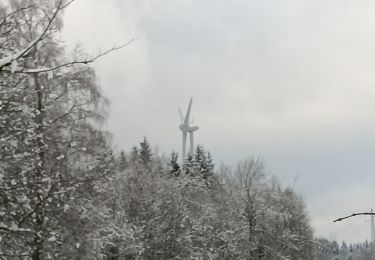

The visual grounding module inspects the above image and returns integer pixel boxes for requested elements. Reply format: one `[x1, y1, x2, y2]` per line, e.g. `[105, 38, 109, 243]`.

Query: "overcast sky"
[62, 0, 375, 243]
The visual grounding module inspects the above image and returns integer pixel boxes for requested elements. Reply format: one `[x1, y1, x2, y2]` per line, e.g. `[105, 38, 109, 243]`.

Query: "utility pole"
[372, 209, 375, 244]
[367, 209, 375, 259]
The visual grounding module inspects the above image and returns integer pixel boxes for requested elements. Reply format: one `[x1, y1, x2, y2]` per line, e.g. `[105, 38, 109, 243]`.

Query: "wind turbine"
[179, 98, 199, 164]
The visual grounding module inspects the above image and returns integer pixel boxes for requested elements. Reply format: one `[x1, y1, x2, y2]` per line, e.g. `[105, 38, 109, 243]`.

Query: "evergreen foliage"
[168, 151, 180, 177]
[118, 150, 128, 172]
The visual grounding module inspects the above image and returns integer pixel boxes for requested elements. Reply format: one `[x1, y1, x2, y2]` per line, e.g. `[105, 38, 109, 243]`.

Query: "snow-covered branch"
[0, 223, 34, 233]
[0, 0, 69, 71]
[0, 5, 33, 28]
[3, 39, 134, 74]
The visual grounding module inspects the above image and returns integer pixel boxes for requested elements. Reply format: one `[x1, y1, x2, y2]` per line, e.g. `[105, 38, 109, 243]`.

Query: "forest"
[0, 0, 371, 259]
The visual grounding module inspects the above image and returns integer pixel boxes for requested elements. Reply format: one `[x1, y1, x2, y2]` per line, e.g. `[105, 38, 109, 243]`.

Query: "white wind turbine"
[179, 98, 199, 164]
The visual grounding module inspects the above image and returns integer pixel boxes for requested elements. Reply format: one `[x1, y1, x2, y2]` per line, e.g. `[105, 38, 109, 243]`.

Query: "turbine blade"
[178, 107, 184, 123]
[184, 97, 193, 125]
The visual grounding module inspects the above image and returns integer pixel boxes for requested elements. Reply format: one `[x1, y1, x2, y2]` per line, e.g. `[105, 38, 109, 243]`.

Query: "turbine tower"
[179, 98, 199, 164]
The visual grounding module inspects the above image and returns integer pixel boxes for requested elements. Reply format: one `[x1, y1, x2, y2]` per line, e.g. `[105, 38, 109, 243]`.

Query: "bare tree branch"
[2, 39, 134, 74]
[0, 0, 65, 70]
[61, 0, 76, 9]
[333, 212, 375, 223]
[0, 5, 33, 28]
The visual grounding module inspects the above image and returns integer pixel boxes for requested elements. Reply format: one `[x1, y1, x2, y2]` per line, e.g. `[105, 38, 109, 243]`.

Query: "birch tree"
[0, 0, 117, 258]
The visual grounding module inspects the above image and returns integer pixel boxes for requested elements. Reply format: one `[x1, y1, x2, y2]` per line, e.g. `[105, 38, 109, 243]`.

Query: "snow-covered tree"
[0, 0, 118, 258]
[220, 158, 314, 259]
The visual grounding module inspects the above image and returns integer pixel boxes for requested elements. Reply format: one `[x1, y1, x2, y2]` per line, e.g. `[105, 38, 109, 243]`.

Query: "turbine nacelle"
[179, 124, 199, 132]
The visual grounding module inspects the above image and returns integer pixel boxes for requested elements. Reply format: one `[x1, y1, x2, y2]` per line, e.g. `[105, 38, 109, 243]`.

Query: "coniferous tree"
[139, 137, 152, 166]
[129, 146, 139, 163]
[118, 150, 128, 172]
[168, 151, 180, 177]
[184, 153, 194, 175]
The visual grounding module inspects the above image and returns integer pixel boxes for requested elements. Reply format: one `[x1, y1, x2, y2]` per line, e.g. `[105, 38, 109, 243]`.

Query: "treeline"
[100, 140, 315, 259]
[0, 0, 326, 259]
[314, 238, 375, 260]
